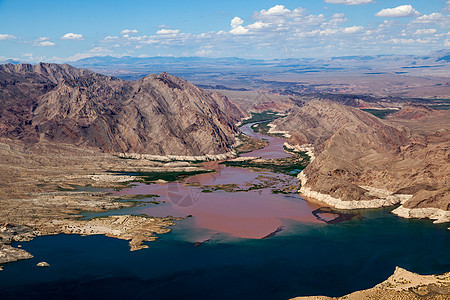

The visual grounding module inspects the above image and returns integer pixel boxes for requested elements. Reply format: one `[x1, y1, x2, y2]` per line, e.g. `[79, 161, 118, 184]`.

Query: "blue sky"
[0, 0, 449, 62]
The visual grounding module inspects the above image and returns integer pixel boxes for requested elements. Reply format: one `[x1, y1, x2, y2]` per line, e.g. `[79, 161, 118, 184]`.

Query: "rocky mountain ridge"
[0, 63, 244, 156]
[273, 101, 449, 220]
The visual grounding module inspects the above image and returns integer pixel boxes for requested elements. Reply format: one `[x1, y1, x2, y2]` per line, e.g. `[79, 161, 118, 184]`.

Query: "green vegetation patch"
[361, 109, 398, 119]
[121, 199, 162, 205]
[189, 175, 298, 194]
[240, 111, 282, 126]
[235, 133, 269, 154]
[251, 121, 286, 138]
[137, 169, 214, 182]
[222, 152, 310, 176]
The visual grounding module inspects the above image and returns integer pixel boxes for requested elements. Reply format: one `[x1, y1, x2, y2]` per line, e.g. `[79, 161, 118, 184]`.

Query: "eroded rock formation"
[0, 63, 244, 156]
[273, 101, 449, 221]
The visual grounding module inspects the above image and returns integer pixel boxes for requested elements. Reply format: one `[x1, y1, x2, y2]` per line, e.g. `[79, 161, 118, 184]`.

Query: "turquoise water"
[0, 209, 449, 299]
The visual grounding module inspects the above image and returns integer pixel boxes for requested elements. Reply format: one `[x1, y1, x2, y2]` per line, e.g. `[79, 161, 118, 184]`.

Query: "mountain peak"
[0, 63, 243, 156]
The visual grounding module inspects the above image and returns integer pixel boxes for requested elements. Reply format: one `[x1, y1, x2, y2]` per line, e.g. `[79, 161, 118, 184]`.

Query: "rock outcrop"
[0, 245, 33, 265]
[273, 101, 449, 221]
[55, 215, 175, 251]
[0, 63, 244, 156]
[292, 267, 450, 300]
[36, 262, 50, 267]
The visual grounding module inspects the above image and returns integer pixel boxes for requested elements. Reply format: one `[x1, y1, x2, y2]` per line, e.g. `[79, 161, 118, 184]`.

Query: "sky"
[0, 0, 449, 62]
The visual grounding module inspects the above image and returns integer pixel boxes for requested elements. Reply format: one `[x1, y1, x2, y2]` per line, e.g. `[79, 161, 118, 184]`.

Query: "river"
[0, 123, 449, 299]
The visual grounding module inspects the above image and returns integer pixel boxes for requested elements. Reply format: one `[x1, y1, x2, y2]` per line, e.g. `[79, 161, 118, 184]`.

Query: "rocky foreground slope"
[293, 267, 450, 300]
[0, 63, 243, 156]
[273, 101, 449, 222]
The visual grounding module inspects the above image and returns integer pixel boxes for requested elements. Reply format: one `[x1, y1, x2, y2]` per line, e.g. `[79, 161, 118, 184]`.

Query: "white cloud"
[315, 25, 364, 36]
[231, 17, 244, 29]
[120, 29, 138, 35]
[320, 28, 339, 36]
[413, 13, 445, 23]
[20, 53, 47, 63]
[36, 37, 50, 42]
[140, 39, 157, 45]
[127, 35, 147, 41]
[60, 33, 84, 40]
[195, 46, 214, 56]
[195, 49, 212, 56]
[415, 28, 436, 35]
[296, 30, 320, 38]
[33, 37, 54, 46]
[230, 26, 249, 35]
[324, 0, 373, 5]
[327, 13, 349, 25]
[411, 13, 450, 29]
[73, 4, 448, 60]
[375, 5, 420, 18]
[87, 47, 112, 53]
[255, 5, 305, 20]
[36, 41, 55, 47]
[442, 1, 450, 13]
[247, 21, 270, 30]
[229, 16, 268, 34]
[0, 34, 17, 40]
[343, 26, 364, 33]
[156, 29, 180, 35]
[260, 5, 290, 16]
[389, 38, 415, 44]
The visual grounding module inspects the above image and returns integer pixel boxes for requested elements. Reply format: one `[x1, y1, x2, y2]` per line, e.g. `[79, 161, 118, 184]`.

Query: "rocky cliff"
[274, 101, 449, 221]
[0, 63, 243, 156]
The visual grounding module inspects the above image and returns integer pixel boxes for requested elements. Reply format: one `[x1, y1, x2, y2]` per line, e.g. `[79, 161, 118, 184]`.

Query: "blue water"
[1, 208, 449, 300]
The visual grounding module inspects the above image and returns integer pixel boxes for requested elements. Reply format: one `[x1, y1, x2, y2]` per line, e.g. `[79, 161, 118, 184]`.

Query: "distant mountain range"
[68, 49, 450, 80]
[0, 59, 21, 65]
[72, 49, 450, 67]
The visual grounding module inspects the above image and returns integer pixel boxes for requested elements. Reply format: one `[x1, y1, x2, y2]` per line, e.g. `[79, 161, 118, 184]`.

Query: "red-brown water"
[240, 123, 291, 159]
[114, 123, 320, 239]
